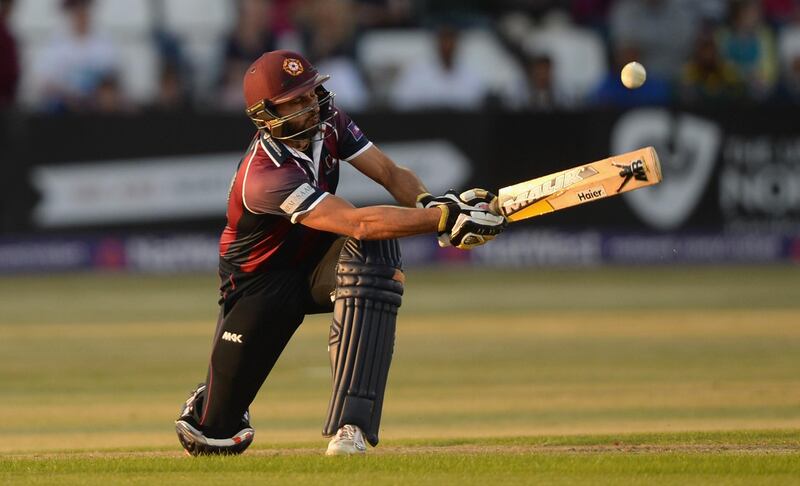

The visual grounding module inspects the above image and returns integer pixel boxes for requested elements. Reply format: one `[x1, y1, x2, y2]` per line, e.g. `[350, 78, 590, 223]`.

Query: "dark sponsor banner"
[611, 109, 800, 233]
[3, 108, 800, 234]
[603, 233, 789, 264]
[125, 234, 218, 272]
[27, 141, 471, 228]
[469, 229, 792, 266]
[0, 234, 218, 274]
[0, 230, 795, 274]
[470, 228, 603, 266]
[0, 237, 125, 273]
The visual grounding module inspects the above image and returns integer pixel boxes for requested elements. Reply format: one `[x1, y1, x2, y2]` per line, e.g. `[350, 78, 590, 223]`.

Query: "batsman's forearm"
[384, 166, 428, 208]
[352, 206, 441, 240]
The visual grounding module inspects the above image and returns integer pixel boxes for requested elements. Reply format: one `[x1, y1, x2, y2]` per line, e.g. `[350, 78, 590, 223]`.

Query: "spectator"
[149, 61, 192, 112]
[218, 0, 277, 111]
[680, 27, 745, 105]
[772, 54, 800, 103]
[525, 54, 573, 110]
[32, 0, 120, 112]
[389, 25, 489, 111]
[356, 0, 416, 29]
[94, 73, 134, 113]
[589, 43, 673, 107]
[523, 10, 608, 105]
[298, 0, 369, 110]
[609, 0, 700, 80]
[690, 0, 730, 25]
[0, 0, 18, 108]
[298, 0, 358, 61]
[570, 0, 613, 32]
[717, 0, 778, 100]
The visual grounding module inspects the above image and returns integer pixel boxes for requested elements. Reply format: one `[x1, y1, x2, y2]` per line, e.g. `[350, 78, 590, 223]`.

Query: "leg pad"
[323, 239, 403, 446]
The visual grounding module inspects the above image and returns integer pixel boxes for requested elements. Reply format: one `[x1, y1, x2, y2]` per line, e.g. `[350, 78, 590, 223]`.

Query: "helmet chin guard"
[246, 86, 338, 141]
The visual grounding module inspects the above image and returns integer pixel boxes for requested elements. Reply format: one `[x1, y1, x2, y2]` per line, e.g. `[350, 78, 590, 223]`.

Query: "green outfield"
[1, 266, 799, 484]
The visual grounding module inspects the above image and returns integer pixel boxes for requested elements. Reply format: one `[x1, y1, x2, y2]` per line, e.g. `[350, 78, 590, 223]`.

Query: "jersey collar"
[259, 127, 326, 166]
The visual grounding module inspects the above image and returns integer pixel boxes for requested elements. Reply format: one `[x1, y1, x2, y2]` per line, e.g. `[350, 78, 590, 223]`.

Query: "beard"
[282, 114, 319, 141]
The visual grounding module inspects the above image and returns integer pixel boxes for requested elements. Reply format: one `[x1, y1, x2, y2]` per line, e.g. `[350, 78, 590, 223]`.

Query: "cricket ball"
[621, 62, 646, 89]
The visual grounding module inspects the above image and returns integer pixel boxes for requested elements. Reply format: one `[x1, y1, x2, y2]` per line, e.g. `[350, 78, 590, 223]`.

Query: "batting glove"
[438, 202, 507, 250]
[416, 190, 462, 246]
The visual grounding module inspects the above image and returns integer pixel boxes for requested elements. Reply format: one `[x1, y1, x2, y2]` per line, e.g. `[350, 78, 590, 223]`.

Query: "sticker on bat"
[503, 166, 599, 214]
[576, 186, 607, 202]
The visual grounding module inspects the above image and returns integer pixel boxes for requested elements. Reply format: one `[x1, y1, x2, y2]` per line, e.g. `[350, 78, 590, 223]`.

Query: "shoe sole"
[325, 445, 366, 456]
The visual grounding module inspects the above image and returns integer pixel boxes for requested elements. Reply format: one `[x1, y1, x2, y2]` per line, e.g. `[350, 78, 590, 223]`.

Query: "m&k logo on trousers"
[222, 332, 243, 343]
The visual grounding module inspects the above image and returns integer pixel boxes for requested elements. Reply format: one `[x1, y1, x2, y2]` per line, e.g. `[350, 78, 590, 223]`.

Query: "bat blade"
[494, 146, 662, 223]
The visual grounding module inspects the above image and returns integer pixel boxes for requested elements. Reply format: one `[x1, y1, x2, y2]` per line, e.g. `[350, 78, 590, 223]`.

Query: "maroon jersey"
[219, 110, 371, 297]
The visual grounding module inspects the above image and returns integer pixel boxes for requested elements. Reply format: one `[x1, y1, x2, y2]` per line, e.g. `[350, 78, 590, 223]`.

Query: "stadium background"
[0, 0, 799, 479]
[1, 0, 799, 268]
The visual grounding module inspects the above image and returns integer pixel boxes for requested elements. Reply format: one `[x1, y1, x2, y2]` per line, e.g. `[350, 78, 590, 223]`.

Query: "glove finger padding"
[416, 190, 461, 209]
[459, 188, 498, 212]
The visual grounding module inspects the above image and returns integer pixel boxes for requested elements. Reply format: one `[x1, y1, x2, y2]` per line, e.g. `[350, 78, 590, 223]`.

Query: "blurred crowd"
[2, 0, 800, 114]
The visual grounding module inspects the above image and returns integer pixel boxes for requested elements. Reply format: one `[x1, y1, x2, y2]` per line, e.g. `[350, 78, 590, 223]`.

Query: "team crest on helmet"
[283, 58, 304, 76]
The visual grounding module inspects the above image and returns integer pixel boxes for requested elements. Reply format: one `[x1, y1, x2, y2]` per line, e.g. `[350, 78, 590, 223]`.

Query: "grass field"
[1, 266, 799, 484]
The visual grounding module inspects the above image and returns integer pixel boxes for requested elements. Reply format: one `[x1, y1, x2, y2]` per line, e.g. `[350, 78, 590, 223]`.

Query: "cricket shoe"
[325, 424, 367, 456]
[175, 383, 254, 456]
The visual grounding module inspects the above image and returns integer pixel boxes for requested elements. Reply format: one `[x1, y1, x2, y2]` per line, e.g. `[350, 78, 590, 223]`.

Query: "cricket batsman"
[175, 50, 506, 456]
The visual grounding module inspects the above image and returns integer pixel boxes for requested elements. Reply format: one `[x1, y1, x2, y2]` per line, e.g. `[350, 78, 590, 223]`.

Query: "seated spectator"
[218, 0, 277, 111]
[389, 25, 489, 111]
[268, 0, 303, 41]
[771, 54, 800, 104]
[525, 54, 574, 111]
[524, 10, 608, 105]
[690, 0, 729, 25]
[356, 0, 416, 29]
[609, 0, 700, 80]
[94, 73, 134, 113]
[717, 0, 778, 100]
[298, 0, 357, 60]
[297, 0, 369, 110]
[589, 44, 673, 107]
[149, 61, 192, 112]
[680, 27, 745, 105]
[0, 0, 18, 108]
[33, 0, 120, 113]
[570, 0, 613, 33]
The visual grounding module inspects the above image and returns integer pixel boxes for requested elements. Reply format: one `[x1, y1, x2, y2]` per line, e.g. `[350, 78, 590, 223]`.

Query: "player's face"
[275, 88, 320, 140]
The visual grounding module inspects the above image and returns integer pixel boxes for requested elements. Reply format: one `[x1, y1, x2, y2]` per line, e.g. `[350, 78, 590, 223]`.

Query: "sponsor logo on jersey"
[283, 58, 304, 76]
[323, 154, 339, 174]
[577, 186, 607, 202]
[280, 183, 316, 214]
[264, 135, 281, 154]
[503, 166, 598, 214]
[347, 121, 363, 141]
[222, 331, 243, 343]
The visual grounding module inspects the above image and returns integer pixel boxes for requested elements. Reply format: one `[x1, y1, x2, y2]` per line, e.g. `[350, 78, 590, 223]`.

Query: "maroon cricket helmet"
[243, 50, 329, 109]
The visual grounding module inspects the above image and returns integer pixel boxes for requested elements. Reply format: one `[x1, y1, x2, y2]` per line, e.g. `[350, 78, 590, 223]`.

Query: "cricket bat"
[490, 146, 662, 222]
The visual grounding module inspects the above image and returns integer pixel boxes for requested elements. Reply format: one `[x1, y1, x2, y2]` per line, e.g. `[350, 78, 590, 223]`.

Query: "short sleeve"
[335, 109, 372, 161]
[243, 161, 329, 224]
